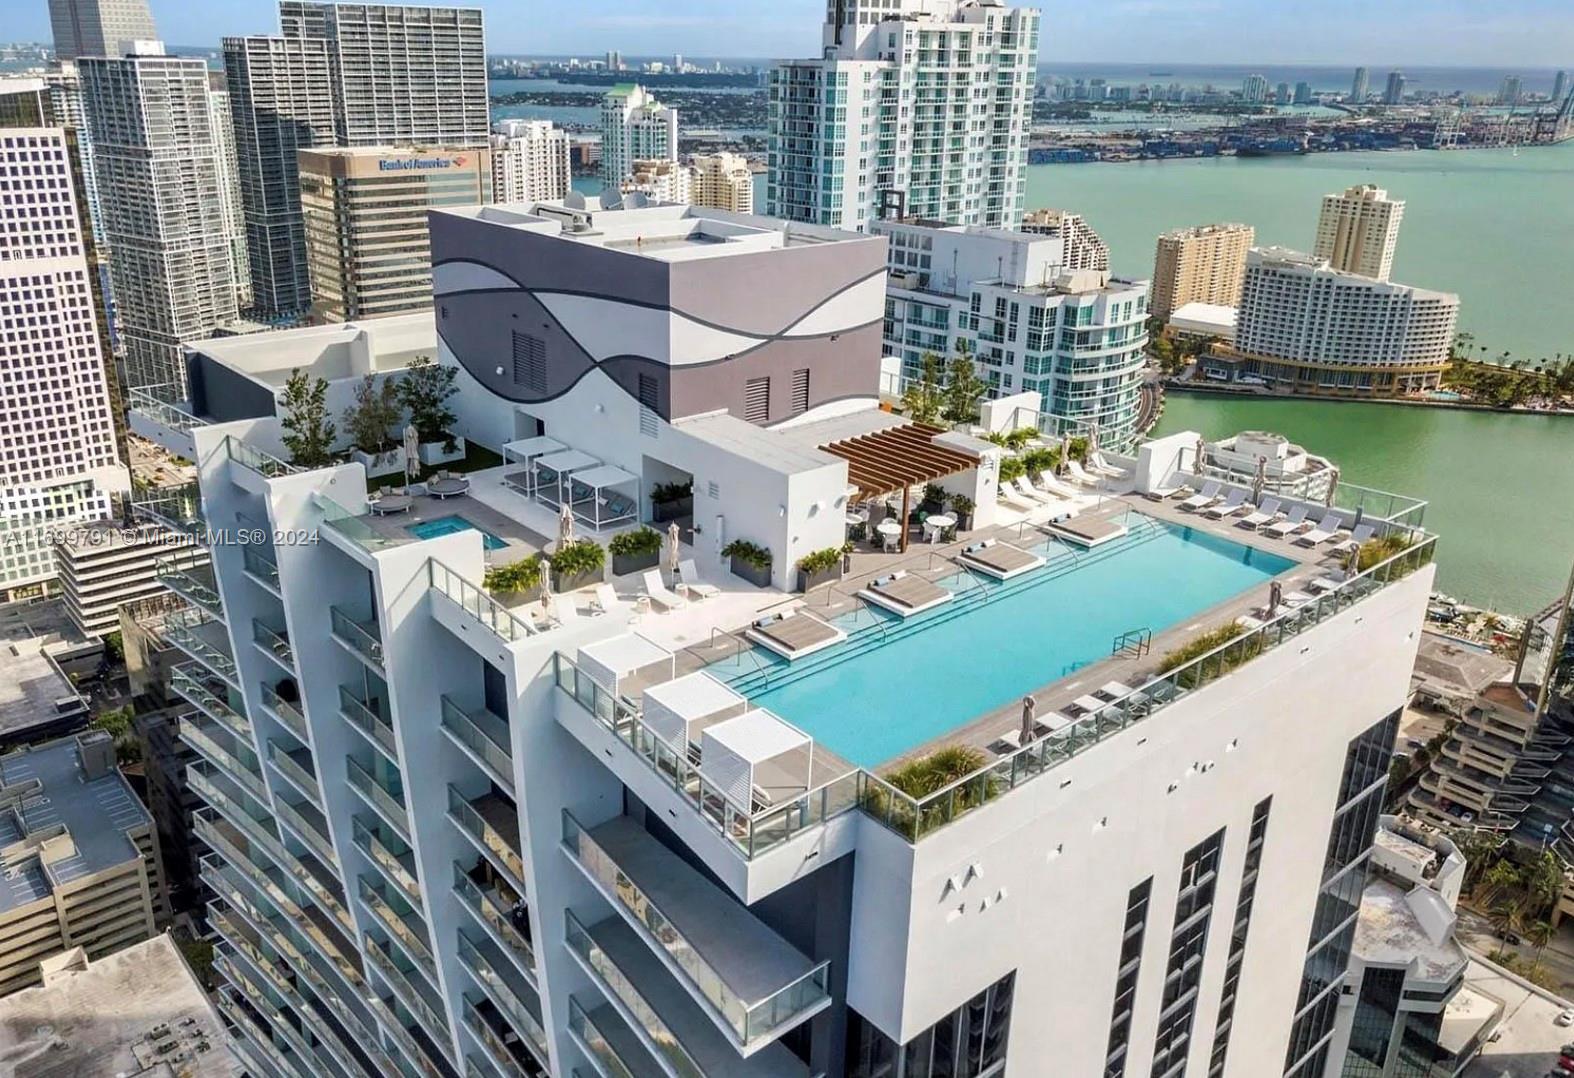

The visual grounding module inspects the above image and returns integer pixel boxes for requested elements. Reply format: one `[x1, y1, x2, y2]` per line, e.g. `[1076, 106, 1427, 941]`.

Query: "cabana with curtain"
[642, 672, 748, 763]
[567, 463, 639, 530]
[533, 448, 600, 510]
[501, 435, 564, 496]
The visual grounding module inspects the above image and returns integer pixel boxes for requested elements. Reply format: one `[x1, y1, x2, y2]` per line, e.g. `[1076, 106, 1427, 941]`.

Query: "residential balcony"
[365, 933, 452, 1059]
[457, 932, 549, 1069]
[156, 556, 222, 615]
[133, 483, 207, 541]
[462, 995, 540, 1078]
[331, 606, 385, 670]
[260, 682, 310, 743]
[453, 861, 536, 983]
[268, 741, 324, 805]
[340, 684, 399, 763]
[561, 813, 830, 1056]
[171, 663, 250, 741]
[359, 875, 439, 985]
[254, 617, 298, 675]
[448, 786, 526, 894]
[164, 606, 240, 687]
[568, 996, 665, 1078]
[441, 695, 516, 795]
[356, 817, 423, 906]
[243, 544, 283, 596]
[215, 952, 321, 1070]
[349, 756, 412, 841]
[367, 991, 449, 1078]
[429, 559, 540, 645]
[275, 794, 340, 868]
[183, 717, 268, 803]
[217, 987, 313, 1078]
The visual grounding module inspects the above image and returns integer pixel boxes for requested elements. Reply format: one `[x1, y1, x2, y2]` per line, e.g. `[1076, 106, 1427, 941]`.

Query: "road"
[1456, 907, 1574, 998]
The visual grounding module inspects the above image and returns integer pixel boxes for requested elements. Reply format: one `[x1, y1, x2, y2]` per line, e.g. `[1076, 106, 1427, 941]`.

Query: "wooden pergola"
[820, 423, 978, 552]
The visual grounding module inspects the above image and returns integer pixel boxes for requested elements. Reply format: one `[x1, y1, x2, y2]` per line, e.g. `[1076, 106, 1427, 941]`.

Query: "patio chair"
[1036, 469, 1082, 500]
[1178, 480, 1222, 512]
[1263, 505, 1310, 538]
[1090, 452, 1130, 479]
[1012, 476, 1055, 504]
[998, 484, 1038, 512]
[1202, 488, 1248, 519]
[642, 569, 687, 612]
[676, 559, 719, 600]
[1293, 513, 1344, 547]
[1064, 459, 1103, 487]
[1330, 523, 1376, 555]
[1237, 497, 1283, 529]
[588, 583, 620, 616]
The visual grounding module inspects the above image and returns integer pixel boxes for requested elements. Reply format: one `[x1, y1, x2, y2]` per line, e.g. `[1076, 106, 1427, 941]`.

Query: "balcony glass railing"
[182, 720, 268, 803]
[358, 876, 437, 979]
[464, 997, 536, 1078]
[226, 435, 298, 479]
[429, 559, 538, 642]
[368, 993, 446, 1078]
[348, 756, 411, 841]
[569, 997, 637, 1078]
[156, 556, 222, 613]
[563, 811, 831, 1048]
[273, 797, 338, 868]
[458, 933, 548, 1062]
[171, 664, 249, 740]
[355, 818, 423, 906]
[133, 484, 206, 539]
[315, 492, 407, 553]
[128, 383, 206, 434]
[365, 935, 450, 1048]
[242, 545, 282, 592]
[453, 863, 536, 978]
[331, 607, 384, 668]
[447, 786, 525, 890]
[440, 696, 515, 793]
[164, 607, 238, 685]
[339, 685, 398, 760]
[259, 683, 308, 742]
[253, 618, 296, 672]
[267, 742, 322, 804]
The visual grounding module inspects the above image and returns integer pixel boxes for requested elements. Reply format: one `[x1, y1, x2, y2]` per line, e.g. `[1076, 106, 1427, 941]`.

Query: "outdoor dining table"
[924, 512, 956, 542]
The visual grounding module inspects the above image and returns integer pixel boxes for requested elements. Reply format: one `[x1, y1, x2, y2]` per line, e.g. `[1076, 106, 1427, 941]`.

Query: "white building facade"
[689, 152, 754, 213]
[207, 83, 254, 312]
[1314, 185, 1405, 282]
[768, 0, 1040, 232]
[876, 220, 1149, 447]
[490, 120, 572, 204]
[599, 83, 678, 189]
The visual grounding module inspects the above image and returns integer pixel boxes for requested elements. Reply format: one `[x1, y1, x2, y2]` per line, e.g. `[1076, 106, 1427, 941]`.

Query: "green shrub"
[650, 480, 692, 504]
[998, 456, 1026, 484]
[1357, 532, 1414, 571]
[1158, 622, 1264, 688]
[608, 527, 661, 557]
[1003, 428, 1036, 451]
[866, 745, 1001, 838]
[722, 539, 772, 569]
[1021, 446, 1057, 475]
[885, 745, 988, 797]
[947, 492, 974, 514]
[797, 547, 842, 574]
[484, 557, 543, 594]
[552, 539, 605, 577]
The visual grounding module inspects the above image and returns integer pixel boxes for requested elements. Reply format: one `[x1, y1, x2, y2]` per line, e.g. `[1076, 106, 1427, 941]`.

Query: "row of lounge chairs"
[640, 562, 719, 612]
[989, 679, 1165, 755]
[1175, 482, 1377, 551]
[998, 463, 1109, 512]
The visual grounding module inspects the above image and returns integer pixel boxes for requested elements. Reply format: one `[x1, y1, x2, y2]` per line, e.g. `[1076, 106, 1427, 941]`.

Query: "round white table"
[845, 508, 868, 526]
[875, 518, 902, 550]
[924, 513, 957, 542]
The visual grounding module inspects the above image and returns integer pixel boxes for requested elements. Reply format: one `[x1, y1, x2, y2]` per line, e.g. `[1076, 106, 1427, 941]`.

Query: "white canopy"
[577, 633, 672, 695]
[700, 710, 812, 809]
[644, 672, 747, 750]
[570, 463, 638, 491]
[535, 449, 600, 475]
[501, 435, 564, 463]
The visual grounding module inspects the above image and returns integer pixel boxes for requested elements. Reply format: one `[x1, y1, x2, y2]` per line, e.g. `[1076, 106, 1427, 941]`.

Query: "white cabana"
[700, 710, 813, 810]
[501, 435, 564, 496]
[533, 448, 600, 509]
[576, 633, 673, 698]
[568, 463, 640, 530]
[643, 672, 748, 759]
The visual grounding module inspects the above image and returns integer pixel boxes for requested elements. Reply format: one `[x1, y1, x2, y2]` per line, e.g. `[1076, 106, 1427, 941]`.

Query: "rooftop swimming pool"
[714, 516, 1294, 768]
[406, 514, 508, 551]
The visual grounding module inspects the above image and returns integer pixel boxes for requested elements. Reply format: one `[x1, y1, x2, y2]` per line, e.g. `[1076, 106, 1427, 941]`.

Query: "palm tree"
[1528, 919, 1554, 972]
[1488, 897, 1519, 958]
[1482, 857, 1523, 907]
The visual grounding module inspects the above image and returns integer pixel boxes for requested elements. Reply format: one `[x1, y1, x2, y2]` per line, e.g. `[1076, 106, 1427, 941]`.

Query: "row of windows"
[1206, 797, 1272, 1076]
[1151, 829, 1227, 1078]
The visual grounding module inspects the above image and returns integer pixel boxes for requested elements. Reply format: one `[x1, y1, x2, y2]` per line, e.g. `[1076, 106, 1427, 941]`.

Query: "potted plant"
[344, 373, 404, 477]
[396, 356, 466, 466]
[947, 492, 975, 531]
[795, 546, 843, 592]
[608, 527, 662, 576]
[721, 539, 773, 588]
[550, 539, 605, 592]
[649, 480, 693, 523]
[482, 557, 543, 606]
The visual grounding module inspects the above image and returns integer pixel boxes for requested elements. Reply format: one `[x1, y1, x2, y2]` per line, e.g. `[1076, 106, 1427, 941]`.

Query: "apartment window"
[744, 376, 771, 424]
[790, 368, 811, 416]
[1151, 828, 1226, 1078]
[510, 331, 546, 392]
[1104, 877, 1152, 1077]
[848, 972, 1015, 1078]
[1206, 797, 1271, 1077]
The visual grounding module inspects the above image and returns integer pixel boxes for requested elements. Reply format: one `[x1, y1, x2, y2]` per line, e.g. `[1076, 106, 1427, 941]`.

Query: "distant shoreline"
[1160, 381, 1574, 418]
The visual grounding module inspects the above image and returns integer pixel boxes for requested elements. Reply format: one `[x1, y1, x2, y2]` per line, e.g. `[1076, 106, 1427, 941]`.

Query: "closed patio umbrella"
[402, 424, 420, 486]
[1325, 467, 1340, 507]
[1060, 433, 1074, 476]
[1194, 436, 1207, 476]
[1020, 695, 1037, 744]
[557, 502, 575, 551]
[1252, 456, 1267, 503]
[666, 521, 681, 576]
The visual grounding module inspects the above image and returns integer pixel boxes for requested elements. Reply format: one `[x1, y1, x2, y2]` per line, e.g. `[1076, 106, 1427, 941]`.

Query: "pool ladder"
[1111, 627, 1152, 658]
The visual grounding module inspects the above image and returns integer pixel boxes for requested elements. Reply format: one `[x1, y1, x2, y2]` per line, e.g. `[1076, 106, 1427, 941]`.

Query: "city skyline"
[9, 0, 1574, 65]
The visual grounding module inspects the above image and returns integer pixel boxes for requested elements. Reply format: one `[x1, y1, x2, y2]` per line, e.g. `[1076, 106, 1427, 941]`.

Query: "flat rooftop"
[0, 602, 88, 744]
[1411, 633, 1515, 699]
[0, 933, 241, 1077]
[1352, 878, 1466, 982]
[0, 735, 151, 913]
[188, 312, 435, 389]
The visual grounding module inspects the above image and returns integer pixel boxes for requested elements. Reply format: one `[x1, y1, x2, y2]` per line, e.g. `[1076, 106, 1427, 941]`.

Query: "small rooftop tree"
[397, 355, 459, 451]
[279, 368, 335, 468]
[343, 373, 401, 454]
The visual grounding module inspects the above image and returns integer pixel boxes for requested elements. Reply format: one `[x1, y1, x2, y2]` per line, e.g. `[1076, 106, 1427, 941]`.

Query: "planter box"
[729, 556, 773, 588]
[952, 510, 974, 532]
[351, 447, 405, 478]
[418, 436, 466, 467]
[796, 565, 842, 593]
[490, 589, 534, 608]
[651, 495, 693, 523]
[552, 566, 603, 593]
[611, 549, 660, 577]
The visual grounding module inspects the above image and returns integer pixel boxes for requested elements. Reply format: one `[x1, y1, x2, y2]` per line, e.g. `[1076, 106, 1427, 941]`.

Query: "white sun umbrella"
[666, 521, 681, 576]
[402, 424, 420, 486]
[557, 501, 575, 550]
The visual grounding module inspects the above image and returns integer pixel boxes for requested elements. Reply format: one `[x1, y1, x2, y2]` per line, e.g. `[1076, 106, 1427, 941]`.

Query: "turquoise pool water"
[716, 517, 1293, 768]
[406, 514, 507, 551]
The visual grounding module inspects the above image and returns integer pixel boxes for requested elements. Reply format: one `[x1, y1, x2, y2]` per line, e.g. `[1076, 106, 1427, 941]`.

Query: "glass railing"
[365, 936, 449, 1047]
[253, 618, 296, 671]
[315, 492, 407, 553]
[133, 484, 206, 538]
[463, 997, 535, 1078]
[268, 742, 322, 804]
[440, 696, 515, 793]
[189, 772, 273, 851]
[259, 683, 308, 742]
[171, 664, 250, 740]
[331, 607, 384, 668]
[226, 434, 298, 479]
[453, 864, 536, 977]
[358, 876, 437, 978]
[563, 810, 831, 1047]
[164, 607, 238, 684]
[339, 685, 398, 760]
[429, 559, 538, 643]
[242, 544, 282, 592]
[447, 786, 525, 889]
[273, 797, 338, 868]
[553, 655, 862, 859]
[216, 988, 311, 1078]
[348, 757, 411, 841]
[355, 818, 423, 906]
[457, 933, 548, 1061]
[156, 556, 222, 612]
[129, 383, 207, 434]
[568, 997, 637, 1078]
[182, 720, 268, 803]
[565, 909, 704, 1077]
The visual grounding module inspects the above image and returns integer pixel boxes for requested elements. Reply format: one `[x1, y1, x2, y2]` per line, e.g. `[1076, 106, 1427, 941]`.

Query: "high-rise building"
[298, 146, 491, 322]
[1242, 73, 1270, 103]
[38, 63, 106, 250]
[0, 78, 130, 597]
[1555, 69, 1571, 105]
[769, 0, 1040, 231]
[1227, 246, 1458, 395]
[1314, 183, 1404, 280]
[1275, 81, 1291, 105]
[1497, 74, 1523, 106]
[1019, 208, 1109, 271]
[80, 48, 238, 392]
[688, 151, 755, 213]
[1383, 70, 1406, 105]
[128, 194, 1435, 1078]
[876, 219, 1148, 446]
[489, 119, 572, 203]
[1150, 222, 1254, 319]
[620, 157, 692, 204]
[1293, 81, 1314, 105]
[226, 1, 490, 321]
[600, 83, 678, 188]
[207, 76, 254, 312]
[54, 520, 206, 638]
[1348, 67, 1368, 103]
[47, 0, 158, 61]
[0, 730, 168, 996]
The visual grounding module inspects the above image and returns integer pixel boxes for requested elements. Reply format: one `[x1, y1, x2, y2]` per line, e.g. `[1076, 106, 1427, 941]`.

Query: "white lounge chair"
[1178, 481, 1222, 512]
[641, 569, 687, 611]
[1090, 451, 1130, 479]
[1263, 505, 1310, 538]
[1330, 523, 1376, 554]
[1012, 476, 1056, 504]
[588, 583, 619, 616]
[1294, 513, 1344, 547]
[1237, 497, 1283, 529]
[1036, 469, 1082, 499]
[1203, 488, 1248, 519]
[676, 559, 719, 600]
[1306, 574, 1348, 594]
[1143, 481, 1185, 501]
[999, 484, 1038, 511]
[1065, 459, 1102, 487]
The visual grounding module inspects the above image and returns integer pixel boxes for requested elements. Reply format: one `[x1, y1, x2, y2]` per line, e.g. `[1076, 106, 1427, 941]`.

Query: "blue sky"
[12, 0, 1574, 64]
